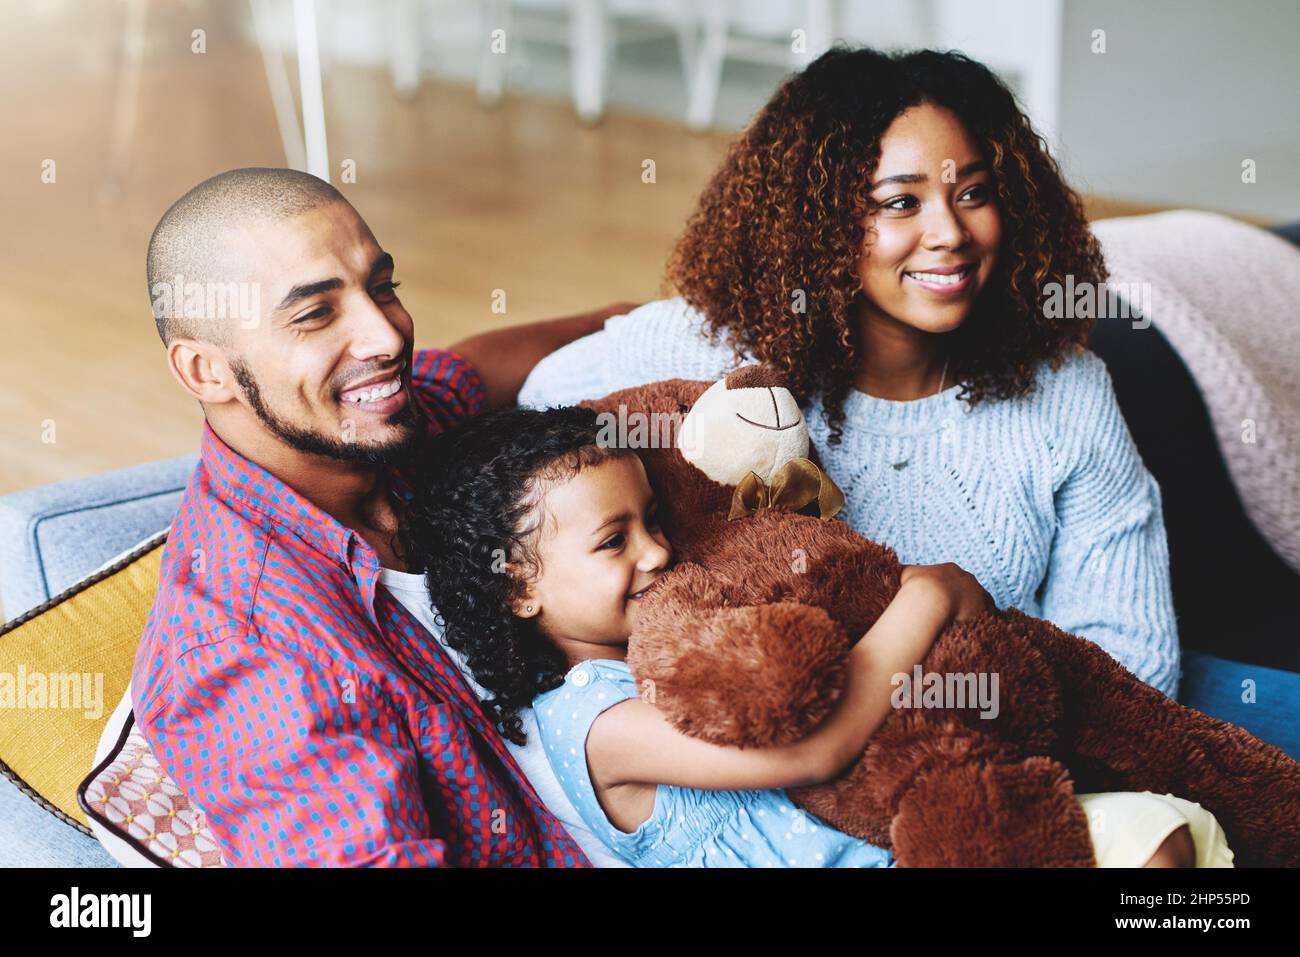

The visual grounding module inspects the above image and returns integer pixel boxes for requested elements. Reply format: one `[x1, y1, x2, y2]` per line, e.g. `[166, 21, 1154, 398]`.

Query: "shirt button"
[571, 669, 590, 687]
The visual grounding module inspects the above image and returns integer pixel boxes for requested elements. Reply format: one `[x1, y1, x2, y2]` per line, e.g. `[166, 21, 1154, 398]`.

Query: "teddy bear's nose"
[724, 364, 784, 390]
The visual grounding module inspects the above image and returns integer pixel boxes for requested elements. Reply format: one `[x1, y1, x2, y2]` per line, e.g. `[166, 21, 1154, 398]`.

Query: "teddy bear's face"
[579, 366, 813, 542]
[678, 367, 809, 487]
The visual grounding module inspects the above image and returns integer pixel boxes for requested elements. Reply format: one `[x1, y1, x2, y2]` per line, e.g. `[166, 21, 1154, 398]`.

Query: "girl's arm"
[586, 574, 966, 792]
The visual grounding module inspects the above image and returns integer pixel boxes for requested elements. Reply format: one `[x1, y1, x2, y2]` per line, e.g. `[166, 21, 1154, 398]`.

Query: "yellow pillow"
[0, 533, 165, 832]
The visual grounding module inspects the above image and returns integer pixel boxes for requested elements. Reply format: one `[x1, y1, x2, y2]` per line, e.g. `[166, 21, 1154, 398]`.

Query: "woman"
[518, 46, 1178, 698]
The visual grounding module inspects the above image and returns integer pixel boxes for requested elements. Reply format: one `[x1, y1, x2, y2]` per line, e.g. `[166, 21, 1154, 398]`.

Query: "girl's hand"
[900, 562, 993, 623]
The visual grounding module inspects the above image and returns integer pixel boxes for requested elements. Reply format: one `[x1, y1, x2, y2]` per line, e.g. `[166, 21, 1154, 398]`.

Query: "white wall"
[1055, 0, 1299, 218]
[256, 0, 1299, 217]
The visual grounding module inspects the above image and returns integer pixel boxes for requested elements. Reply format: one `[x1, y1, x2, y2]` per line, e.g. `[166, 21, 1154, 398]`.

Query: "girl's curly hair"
[398, 405, 634, 746]
[666, 46, 1106, 445]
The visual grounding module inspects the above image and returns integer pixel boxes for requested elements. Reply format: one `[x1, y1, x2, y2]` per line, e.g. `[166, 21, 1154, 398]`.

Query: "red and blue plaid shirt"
[132, 348, 589, 867]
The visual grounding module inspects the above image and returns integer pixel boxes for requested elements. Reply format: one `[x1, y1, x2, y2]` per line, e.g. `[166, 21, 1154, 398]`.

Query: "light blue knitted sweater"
[518, 298, 1181, 698]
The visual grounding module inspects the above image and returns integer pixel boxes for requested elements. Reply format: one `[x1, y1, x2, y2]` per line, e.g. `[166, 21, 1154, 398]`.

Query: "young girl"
[399, 405, 1231, 869]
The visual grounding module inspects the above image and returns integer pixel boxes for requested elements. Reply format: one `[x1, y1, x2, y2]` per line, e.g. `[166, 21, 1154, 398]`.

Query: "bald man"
[133, 167, 628, 866]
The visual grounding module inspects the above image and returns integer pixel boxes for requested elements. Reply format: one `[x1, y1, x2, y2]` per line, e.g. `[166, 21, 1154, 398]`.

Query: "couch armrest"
[0, 454, 198, 623]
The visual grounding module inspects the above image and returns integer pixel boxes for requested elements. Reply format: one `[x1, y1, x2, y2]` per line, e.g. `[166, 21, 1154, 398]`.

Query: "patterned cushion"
[79, 703, 225, 868]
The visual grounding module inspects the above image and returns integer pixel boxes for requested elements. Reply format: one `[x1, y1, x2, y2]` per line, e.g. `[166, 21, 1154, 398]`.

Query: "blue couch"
[5, 437, 1300, 869]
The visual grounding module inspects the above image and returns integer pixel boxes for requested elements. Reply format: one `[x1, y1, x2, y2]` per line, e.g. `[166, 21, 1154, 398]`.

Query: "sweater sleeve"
[517, 297, 745, 408]
[1036, 351, 1181, 699]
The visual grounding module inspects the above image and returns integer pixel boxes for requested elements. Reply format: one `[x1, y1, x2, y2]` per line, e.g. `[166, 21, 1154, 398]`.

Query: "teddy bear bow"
[728, 457, 846, 521]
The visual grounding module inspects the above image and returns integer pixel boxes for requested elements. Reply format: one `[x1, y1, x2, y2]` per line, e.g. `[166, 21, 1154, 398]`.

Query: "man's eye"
[598, 532, 625, 550]
[373, 280, 402, 301]
[293, 307, 330, 325]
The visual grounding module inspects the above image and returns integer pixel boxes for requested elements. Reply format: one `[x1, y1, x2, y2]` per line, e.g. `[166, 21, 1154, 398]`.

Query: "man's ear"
[166, 338, 239, 405]
[503, 561, 541, 619]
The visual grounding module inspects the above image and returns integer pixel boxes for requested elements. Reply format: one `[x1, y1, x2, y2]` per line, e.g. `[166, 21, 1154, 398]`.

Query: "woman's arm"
[1036, 353, 1180, 698]
[586, 574, 962, 793]
[516, 297, 742, 409]
[448, 302, 637, 410]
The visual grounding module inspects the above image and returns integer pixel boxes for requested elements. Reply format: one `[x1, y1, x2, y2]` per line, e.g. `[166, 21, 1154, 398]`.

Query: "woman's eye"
[879, 195, 918, 212]
[961, 183, 998, 205]
[598, 532, 625, 550]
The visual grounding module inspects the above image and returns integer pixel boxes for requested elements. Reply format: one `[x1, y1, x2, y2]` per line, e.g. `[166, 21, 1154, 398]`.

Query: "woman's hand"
[899, 562, 993, 624]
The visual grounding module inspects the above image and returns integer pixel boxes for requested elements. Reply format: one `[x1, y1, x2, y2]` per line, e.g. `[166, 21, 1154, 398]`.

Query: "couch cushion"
[0, 531, 165, 833]
[1180, 649, 1300, 760]
[0, 454, 196, 622]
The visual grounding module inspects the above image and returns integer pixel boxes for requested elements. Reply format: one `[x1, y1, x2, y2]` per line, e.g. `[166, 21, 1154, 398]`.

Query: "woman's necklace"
[891, 355, 950, 471]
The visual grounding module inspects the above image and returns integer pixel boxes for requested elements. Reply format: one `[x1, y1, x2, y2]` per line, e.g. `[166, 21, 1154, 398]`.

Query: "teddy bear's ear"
[723, 364, 784, 390]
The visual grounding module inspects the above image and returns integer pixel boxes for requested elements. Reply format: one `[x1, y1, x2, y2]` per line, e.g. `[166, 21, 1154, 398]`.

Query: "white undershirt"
[378, 566, 627, 868]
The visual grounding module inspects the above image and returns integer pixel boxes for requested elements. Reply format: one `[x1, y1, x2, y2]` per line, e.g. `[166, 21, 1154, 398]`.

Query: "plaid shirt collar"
[197, 419, 419, 629]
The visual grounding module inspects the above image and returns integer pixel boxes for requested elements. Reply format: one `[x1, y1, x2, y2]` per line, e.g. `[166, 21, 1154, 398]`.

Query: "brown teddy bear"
[579, 364, 1300, 867]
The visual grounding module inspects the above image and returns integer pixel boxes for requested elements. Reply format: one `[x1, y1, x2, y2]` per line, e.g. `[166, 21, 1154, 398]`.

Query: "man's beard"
[230, 357, 424, 466]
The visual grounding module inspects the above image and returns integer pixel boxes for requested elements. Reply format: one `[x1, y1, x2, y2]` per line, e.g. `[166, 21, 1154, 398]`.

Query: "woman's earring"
[525, 605, 533, 613]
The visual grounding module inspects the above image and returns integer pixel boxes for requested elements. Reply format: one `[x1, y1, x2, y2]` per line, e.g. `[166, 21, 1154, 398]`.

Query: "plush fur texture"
[580, 376, 1300, 867]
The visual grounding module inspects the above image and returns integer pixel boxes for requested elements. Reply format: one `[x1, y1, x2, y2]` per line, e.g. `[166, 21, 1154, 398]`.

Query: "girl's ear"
[503, 561, 541, 619]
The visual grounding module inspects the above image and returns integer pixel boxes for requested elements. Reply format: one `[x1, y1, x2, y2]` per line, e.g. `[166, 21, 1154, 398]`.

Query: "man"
[133, 166, 629, 865]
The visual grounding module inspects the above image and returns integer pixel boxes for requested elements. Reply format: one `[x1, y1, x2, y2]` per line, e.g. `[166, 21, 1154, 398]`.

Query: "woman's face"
[516, 454, 672, 651]
[858, 102, 1002, 334]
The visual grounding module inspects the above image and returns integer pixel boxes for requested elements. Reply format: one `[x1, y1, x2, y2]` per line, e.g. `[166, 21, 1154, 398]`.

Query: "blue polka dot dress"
[533, 659, 897, 868]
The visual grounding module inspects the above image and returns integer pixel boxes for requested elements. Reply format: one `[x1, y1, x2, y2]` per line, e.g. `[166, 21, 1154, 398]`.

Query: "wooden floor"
[0, 1, 1184, 501]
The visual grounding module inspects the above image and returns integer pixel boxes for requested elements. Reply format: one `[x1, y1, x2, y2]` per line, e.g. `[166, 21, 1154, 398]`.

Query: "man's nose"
[346, 292, 407, 361]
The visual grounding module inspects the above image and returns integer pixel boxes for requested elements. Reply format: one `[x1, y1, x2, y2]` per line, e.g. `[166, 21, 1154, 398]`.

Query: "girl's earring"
[525, 605, 534, 613]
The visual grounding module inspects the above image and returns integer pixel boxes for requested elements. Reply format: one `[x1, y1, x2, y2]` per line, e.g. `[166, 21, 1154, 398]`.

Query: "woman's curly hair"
[398, 405, 634, 746]
[667, 46, 1106, 445]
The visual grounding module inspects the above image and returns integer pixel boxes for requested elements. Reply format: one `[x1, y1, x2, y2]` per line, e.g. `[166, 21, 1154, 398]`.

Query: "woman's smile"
[902, 262, 978, 295]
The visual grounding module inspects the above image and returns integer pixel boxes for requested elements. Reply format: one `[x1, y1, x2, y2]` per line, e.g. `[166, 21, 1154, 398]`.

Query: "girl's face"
[515, 454, 672, 655]
[858, 102, 1002, 334]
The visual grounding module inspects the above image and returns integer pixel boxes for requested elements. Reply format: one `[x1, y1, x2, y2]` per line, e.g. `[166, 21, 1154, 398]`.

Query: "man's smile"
[338, 363, 408, 413]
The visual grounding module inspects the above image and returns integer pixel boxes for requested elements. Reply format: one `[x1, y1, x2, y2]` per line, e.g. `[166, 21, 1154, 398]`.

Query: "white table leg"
[570, 0, 609, 126]
[104, 0, 148, 195]
[390, 0, 421, 100]
[250, 0, 307, 172]
[477, 0, 511, 108]
[293, 0, 330, 181]
[685, 0, 727, 132]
